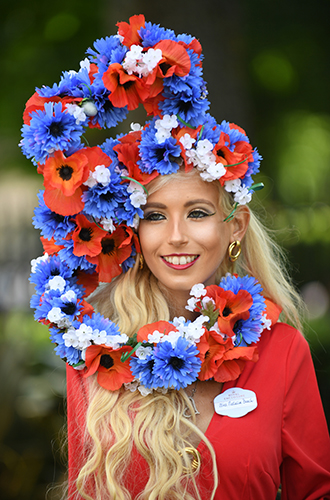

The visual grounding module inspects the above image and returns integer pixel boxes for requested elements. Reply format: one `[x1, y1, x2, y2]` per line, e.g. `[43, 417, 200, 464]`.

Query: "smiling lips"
[162, 254, 199, 269]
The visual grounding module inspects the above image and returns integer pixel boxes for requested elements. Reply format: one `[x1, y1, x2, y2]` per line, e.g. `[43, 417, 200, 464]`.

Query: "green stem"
[121, 342, 142, 362]
[121, 176, 149, 195]
[249, 182, 264, 192]
[92, 217, 108, 231]
[176, 115, 194, 129]
[225, 156, 248, 168]
[223, 202, 239, 223]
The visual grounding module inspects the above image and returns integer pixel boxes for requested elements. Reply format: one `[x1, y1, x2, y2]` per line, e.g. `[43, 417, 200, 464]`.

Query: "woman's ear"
[230, 205, 250, 242]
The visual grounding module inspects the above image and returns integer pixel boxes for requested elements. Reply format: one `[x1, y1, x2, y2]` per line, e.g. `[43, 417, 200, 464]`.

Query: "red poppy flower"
[71, 214, 106, 257]
[152, 39, 191, 79]
[172, 125, 203, 171]
[212, 132, 254, 185]
[87, 225, 137, 282]
[213, 345, 259, 383]
[103, 63, 150, 110]
[116, 14, 145, 47]
[75, 270, 99, 297]
[84, 344, 134, 391]
[197, 329, 230, 381]
[137, 321, 177, 343]
[202, 285, 253, 338]
[40, 237, 64, 255]
[79, 299, 95, 319]
[23, 92, 61, 125]
[142, 93, 164, 116]
[81, 146, 112, 173]
[113, 132, 159, 185]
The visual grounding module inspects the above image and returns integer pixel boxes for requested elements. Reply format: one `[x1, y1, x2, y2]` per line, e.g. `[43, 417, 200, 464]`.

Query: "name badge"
[214, 388, 257, 418]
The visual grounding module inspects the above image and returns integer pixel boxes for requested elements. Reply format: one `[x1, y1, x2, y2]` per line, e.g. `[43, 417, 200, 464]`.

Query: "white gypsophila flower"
[83, 171, 98, 188]
[131, 214, 140, 230]
[195, 139, 214, 157]
[130, 190, 147, 208]
[135, 345, 153, 360]
[179, 133, 196, 150]
[224, 178, 241, 193]
[115, 32, 124, 43]
[201, 296, 216, 308]
[159, 114, 178, 130]
[81, 100, 98, 117]
[63, 328, 80, 348]
[172, 316, 187, 328]
[92, 165, 111, 186]
[127, 181, 143, 194]
[65, 103, 88, 125]
[155, 127, 171, 144]
[57, 317, 72, 329]
[148, 330, 164, 343]
[142, 47, 162, 71]
[161, 330, 182, 347]
[47, 307, 65, 324]
[100, 218, 116, 233]
[31, 253, 49, 273]
[130, 122, 143, 132]
[205, 162, 226, 180]
[47, 275, 66, 292]
[124, 380, 139, 392]
[76, 324, 93, 349]
[60, 290, 76, 302]
[185, 297, 198, 312]
[92, 329, 108, 345]
[67, 70, 77, 77]
[104, 333, 129, 349]
[138, 385, 153, 397]
[190, 283, 207, 298]
[234, 186, 252, 205]
[80, 57, 90, 72]
[261, 314, 272, 331]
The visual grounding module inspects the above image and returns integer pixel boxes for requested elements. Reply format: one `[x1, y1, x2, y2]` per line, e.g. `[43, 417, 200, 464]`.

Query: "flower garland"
[30, 253, 275, 394]
[23, 15, 271, 393]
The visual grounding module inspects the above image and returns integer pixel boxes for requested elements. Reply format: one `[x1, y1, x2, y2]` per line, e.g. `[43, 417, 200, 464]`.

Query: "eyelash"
[144, 209, 214, 221]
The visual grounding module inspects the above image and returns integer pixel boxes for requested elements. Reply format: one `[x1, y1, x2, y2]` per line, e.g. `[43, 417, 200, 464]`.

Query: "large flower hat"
[23, 15, 274, 394]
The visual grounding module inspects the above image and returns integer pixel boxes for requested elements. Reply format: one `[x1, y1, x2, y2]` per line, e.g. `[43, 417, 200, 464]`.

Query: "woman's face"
[138, 173, 245, 300]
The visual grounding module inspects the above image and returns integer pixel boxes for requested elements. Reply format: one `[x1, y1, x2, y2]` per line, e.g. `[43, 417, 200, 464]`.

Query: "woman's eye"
[188, 209, 211, 219]
[144, 212, 166, 221]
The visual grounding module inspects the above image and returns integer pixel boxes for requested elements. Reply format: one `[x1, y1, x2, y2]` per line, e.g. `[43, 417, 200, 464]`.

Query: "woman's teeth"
[163, 255, 197, 265]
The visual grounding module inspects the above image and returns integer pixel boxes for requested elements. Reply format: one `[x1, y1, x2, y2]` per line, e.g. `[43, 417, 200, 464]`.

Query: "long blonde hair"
[74, 170, 304, 499]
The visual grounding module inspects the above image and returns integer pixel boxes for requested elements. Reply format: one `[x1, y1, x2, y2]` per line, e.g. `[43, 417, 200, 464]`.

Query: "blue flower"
[130, 352, 162, 389]
[219, 274, 266, 346]
[73, 312, 121, 338]
[159, 86, 210, 128]
[87, 35, 126, 67]
[152, 337, 201, 390]
[58, 240, 96, 272]
[139, 120, 182, 175]
[50, 327, 82, 365]
[33, 190, 76, 242]
[89, 81, 128, 129]
[139, 22, 176, 47]
[20, 102, 84, 164]
[30, 255, 74, 295]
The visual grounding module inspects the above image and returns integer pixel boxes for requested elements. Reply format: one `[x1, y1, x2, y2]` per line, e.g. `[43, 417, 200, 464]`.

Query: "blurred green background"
[1, 0, 329, 498]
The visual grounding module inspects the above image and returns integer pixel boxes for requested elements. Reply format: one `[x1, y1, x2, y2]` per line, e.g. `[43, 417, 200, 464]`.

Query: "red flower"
[87, 225, 138, 282]
[137, 321, 177, 343]
[103, 63, 150, 110]
[204, 285, 253, 337]
[23, 92, 61, 125]
[213, 345, 259, 383]
[116, 14, 145, 47]
[154, 39, 191, 78]
[40, 237, 64, 255]
[197, 329, 230, 381]
[113, 132, 159, 185]
[75, 270, 99, 297]
[84, 344, 134, 391]
[43, 150, 89, 215]
[71, 214, 106, 257]
[212, 132, 254, 185]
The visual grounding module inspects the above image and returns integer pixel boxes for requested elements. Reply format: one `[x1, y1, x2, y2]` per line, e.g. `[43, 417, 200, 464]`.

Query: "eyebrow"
[143, 199, 216, 209]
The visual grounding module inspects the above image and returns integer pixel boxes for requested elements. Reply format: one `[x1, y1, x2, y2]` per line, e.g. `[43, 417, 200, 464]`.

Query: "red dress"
[67, 323, 330, 499]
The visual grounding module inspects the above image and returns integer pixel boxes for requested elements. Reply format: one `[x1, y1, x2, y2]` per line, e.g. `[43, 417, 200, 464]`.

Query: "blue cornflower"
[121, 255, 136, 273]
[139, 22, 176, 47]
[73, 312, 121, 338]
[130, 352, 163, 389]
[159, 85, 210, 128]
[30, 254, 74, 295]
[219, 274, 266, 345]
[152, 337, 201, 390]
[36, 288, 84, 324]
[100, 137, 122, 166]
[87, 36, 126, 67]
[139, 121, 182, 175]
[82, 168, 127, 219]
[50, 327, 82, 364]
[241, 149, 263, 188]
[33, 190, 76, 242]
[20, 102, 84, 164]
[89, 81, 128, 129]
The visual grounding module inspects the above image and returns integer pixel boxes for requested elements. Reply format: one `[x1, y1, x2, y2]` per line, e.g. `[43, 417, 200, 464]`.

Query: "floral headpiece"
[23, 15, 270, 392]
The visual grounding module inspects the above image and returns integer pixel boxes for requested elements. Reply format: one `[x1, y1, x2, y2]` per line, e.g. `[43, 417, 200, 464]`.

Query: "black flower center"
[205, 350, 210, 359]
[169, 356, 184, 369]
[101, 238, 115, 255]
[123, 80, 134, 90]
[54, 214, 65, 223]
[61, 302, 77, 315]
[222, 307, 232, 317]
[216, 149, 225, 158]
[100, 354, 114, 369]
[49, 121, 64, 137]
[79, 227, 93, 242]
[159, 62, 171, 74]
[50, 268, 60, 276]
[100, 192, 114, 202]
[58, 164, 74, 181]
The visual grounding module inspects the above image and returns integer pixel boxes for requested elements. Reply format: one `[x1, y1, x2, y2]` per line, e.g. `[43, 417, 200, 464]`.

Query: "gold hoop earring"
[228, 241, 241, 262]
[139, 254, 144, 270]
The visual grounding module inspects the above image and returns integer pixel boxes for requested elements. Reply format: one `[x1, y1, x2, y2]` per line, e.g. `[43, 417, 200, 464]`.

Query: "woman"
[23, 14, 330, 499]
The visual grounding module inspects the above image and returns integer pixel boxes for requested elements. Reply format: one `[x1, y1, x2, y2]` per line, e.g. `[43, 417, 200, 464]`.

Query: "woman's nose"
[167, 219, 188, 246]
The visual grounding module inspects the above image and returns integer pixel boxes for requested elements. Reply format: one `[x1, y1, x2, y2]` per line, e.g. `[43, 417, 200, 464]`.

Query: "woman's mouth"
[162, 254, 199, 269]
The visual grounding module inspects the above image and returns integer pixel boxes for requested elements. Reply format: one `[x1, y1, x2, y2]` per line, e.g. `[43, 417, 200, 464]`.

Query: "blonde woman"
[23, 15, 330, 500]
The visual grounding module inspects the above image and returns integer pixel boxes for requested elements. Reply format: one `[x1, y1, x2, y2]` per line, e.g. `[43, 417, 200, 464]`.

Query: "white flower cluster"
[122, 45, 162, 77]
[154, 114, 178, 143]
[127, 181, 147, 208]
[62, 322, 129, 352]
[183, 137, 226, 182]
[224, 178, 252, 205]
[83, 164, 111, 188]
